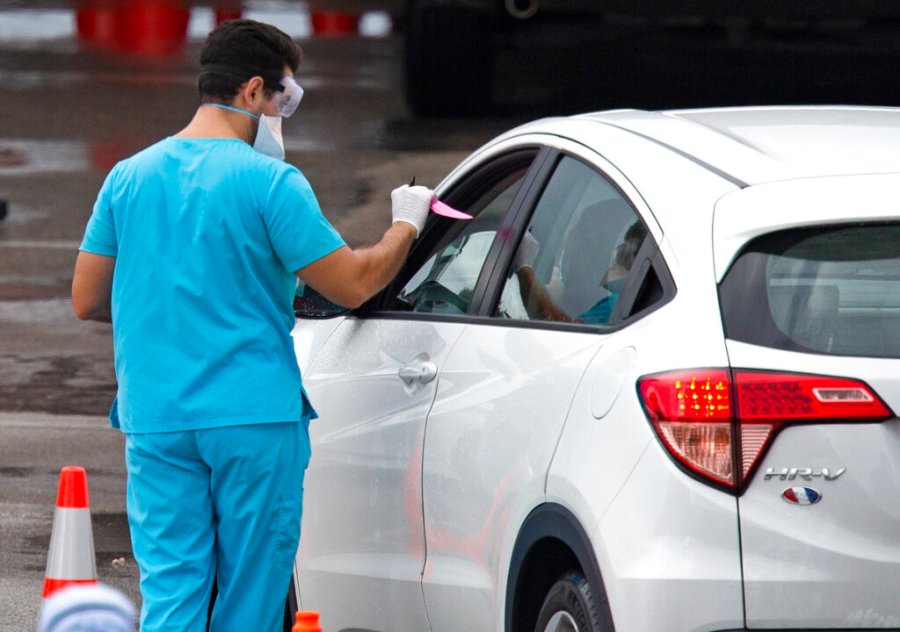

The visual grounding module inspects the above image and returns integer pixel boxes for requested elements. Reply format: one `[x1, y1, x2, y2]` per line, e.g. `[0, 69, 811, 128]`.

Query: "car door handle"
[398, 361, 438, 385]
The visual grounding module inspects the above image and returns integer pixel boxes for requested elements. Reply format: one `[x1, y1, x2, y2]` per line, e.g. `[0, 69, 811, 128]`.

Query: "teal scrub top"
[80, 137, 346, 433]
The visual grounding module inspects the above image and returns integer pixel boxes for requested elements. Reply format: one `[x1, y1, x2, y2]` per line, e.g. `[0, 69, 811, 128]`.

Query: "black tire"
[534, 571, 606, 632]
[404, 1, 493, 117]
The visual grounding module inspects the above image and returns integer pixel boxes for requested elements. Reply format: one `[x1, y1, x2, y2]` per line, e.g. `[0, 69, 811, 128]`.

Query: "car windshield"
[719, 223, 900, 358]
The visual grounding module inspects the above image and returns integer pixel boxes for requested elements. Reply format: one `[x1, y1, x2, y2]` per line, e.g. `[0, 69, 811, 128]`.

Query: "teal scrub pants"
[124, 420, 310, 632]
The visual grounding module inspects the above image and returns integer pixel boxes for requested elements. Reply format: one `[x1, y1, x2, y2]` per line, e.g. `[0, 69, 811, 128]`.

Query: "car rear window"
[719, 223, 900, 358]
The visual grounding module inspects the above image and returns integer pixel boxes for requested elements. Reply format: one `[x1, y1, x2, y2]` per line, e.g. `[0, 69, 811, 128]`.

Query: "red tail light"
[638, 370, 892, 493]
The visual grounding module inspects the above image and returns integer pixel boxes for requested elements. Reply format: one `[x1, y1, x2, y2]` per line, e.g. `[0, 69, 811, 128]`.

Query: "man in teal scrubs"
[71, 19, 433, 632]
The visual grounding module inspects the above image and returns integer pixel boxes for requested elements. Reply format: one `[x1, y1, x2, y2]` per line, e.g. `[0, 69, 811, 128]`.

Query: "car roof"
[511, 106, 900, 186]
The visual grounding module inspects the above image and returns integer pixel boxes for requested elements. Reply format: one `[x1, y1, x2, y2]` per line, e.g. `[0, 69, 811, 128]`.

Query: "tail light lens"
[638, 370, 893, 493]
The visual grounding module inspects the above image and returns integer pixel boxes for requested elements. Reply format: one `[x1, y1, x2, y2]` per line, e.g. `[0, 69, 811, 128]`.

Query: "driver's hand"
[513, 231, 540, 272]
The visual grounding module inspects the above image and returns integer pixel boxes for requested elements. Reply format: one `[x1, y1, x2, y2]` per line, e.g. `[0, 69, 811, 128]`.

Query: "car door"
[420, 150, 663, 631]
[295, 148, 540, 632]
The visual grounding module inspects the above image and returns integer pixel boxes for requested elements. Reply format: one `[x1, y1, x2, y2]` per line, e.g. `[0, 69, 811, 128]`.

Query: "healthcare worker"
[71, 19, 433, 632]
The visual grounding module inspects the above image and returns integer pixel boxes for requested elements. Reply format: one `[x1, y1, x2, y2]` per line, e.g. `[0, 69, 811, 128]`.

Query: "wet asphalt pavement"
[0, 4, 521, 627]
[2, 3, 900, 629]
[0, 8, 488, 628]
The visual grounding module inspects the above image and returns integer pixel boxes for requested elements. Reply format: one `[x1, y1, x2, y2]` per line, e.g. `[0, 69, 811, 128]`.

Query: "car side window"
[495, 155, 650, 326]
[390, 151, 536, 314]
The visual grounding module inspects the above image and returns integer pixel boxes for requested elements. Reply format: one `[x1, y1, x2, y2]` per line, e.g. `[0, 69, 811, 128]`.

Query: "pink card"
[430, 199, 474, 220]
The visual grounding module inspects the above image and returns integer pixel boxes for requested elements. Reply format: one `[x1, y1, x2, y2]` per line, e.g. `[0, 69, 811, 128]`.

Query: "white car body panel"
[297, 317, 467, 632]
[725, 341, 900, 628]
[292, 316, 346, 375]
[594, 442, 744, 632]
[421, 325, 605, 631]
[548, 292, 743, 631]
[432, 133, 555, 197]
[712, 173, 900, 281]
[584, 106, 900, 185]
[742, 423, 900, 628]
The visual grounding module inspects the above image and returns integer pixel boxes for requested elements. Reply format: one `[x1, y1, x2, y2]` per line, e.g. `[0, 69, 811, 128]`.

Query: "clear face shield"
[199, 64, 304, 117]
[273, 76, 303, 118]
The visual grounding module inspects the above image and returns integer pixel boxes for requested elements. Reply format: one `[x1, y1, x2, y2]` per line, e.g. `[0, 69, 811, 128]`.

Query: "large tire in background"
[404, 1, 493, 117]
[534, 571, 608, 632]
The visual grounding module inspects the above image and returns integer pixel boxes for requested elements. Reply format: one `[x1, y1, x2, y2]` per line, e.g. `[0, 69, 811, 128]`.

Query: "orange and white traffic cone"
[43, 466, 98, 598]
[293, 610, 323, 632]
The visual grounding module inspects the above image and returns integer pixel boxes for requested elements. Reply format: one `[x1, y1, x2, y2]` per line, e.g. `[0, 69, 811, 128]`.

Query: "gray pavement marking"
[1, 240, 82, 250]
[0, 412, 107, 429]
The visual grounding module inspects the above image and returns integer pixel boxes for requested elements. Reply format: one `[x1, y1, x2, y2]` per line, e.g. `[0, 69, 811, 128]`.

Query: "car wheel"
[404, 1, 493, 117]
[534, 571, 607, 632]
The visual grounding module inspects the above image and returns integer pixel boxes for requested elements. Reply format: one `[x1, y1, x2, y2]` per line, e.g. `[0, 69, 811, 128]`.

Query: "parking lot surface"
[2, 4, 898, 628]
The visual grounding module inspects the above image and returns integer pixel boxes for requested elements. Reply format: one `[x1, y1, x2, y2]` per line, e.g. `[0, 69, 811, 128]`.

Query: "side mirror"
[294, 282, 351, 319]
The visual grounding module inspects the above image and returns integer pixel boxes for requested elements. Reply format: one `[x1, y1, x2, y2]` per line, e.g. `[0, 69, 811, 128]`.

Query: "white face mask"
[253, 114, 285, 161]
[199, 104, 286, 161]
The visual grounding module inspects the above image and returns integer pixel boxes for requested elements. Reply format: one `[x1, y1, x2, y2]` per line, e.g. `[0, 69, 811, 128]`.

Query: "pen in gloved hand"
[407, 176, 473, 221]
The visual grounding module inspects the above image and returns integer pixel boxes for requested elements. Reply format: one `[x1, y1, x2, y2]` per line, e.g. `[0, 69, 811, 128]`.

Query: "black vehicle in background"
[402, 0, 900, 116]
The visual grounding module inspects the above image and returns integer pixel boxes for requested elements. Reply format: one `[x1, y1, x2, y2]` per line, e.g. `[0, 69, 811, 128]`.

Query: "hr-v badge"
[782, 487, 822, 505]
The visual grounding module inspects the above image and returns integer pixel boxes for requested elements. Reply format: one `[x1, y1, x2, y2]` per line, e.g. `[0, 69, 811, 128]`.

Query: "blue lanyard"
[201, 103, 259, 119]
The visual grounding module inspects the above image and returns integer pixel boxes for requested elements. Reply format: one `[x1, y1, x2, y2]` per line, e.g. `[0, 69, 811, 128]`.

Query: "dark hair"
[198, 19, 302, 103]
[623, 220, 647, 244]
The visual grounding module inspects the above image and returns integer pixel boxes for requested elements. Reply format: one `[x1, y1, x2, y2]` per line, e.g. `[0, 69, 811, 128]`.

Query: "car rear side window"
[494, 155, 655, 326]
[719, 223, 900, 358]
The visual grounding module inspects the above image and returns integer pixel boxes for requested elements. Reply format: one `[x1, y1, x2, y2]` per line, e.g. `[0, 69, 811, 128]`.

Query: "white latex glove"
[391, 184, 434, 237]
[513, 230, 540, 271]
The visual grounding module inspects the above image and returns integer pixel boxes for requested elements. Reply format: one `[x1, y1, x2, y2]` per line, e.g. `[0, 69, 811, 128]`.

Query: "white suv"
[289, 106, 900, 632]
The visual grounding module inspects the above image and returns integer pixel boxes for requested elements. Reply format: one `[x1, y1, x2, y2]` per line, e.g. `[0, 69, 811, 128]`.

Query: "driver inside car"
[512, 221, 646, 325]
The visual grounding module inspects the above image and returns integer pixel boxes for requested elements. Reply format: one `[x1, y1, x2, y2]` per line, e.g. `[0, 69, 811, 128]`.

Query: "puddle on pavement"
[0, 353, 115, 415]
[0, 140, 89, 176]
[0, 465, 32, 478]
